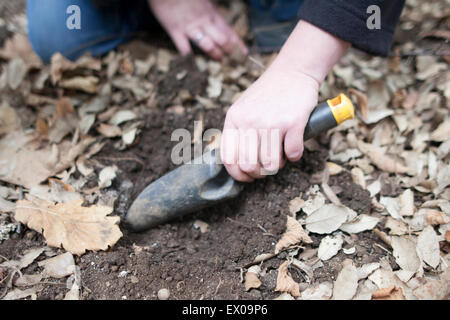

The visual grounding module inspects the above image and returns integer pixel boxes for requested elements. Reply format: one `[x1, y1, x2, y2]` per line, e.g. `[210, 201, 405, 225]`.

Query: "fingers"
[221, 124, 254, 182]
[238, 129, 264, 179]
[212, 14, 248, 55]
[260, 129, 285, 173]
[168, 30, 192, 56]
[187, 28, 224, 60]
[284, 126, 305, 162]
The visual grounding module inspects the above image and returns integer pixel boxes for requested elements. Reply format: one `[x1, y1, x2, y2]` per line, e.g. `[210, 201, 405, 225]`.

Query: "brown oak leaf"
[15, 198, 122, 255]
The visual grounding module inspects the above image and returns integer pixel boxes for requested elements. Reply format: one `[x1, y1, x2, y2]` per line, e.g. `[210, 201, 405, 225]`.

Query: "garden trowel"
[126, 93, 354, 231]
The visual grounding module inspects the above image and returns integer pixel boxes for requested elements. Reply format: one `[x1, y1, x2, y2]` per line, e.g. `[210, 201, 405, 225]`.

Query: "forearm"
[271, 20, 351, 86]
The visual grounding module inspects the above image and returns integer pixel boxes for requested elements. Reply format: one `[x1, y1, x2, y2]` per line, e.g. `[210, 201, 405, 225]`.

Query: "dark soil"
[0, 0, 398, 297]
[1, 53, 393, 300]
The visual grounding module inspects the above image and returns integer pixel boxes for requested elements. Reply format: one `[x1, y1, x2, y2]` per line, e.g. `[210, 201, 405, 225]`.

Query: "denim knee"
[26, 0, 138, 63]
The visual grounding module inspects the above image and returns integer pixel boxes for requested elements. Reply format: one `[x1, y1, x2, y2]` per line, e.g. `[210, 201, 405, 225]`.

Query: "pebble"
[130, 276, 139, 284]
[157, 288, 170, 300]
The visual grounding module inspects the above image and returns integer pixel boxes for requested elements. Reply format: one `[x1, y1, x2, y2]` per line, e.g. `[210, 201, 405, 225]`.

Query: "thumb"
[284, 126, 304, 162]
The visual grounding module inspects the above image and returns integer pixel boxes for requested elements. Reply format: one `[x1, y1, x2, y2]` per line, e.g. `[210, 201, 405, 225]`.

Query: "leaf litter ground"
[0, 0, 449, 300]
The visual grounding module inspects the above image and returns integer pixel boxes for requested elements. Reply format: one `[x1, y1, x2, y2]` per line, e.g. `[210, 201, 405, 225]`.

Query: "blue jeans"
[27, 0, 303, 63]
[27, 0, 156, 63]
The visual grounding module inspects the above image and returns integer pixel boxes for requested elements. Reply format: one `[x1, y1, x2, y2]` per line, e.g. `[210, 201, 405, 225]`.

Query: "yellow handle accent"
[327, 93, 355, 125]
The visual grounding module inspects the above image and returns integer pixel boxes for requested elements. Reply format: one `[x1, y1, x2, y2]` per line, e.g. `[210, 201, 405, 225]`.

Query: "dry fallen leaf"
[385, 217, 409, 235]
[0, 131, 95, 189]
[109, 110, 137, 126]
[413, 275, 448, 300]
[332, 259, 358, 300]
[288, 197, 304, 215]
[424, 209, 448, 225]
[15, 198, 122, 255]
[318, 234, 343, 261]
[391, 236, 421, 273]
[50, 53, 77, 84]
[339, 214, 380, 234]
[244, 266, 262, 291]
[2, 287, 40, 300]
[98, 166, 118, 189]
[96, 123, 122, 138]
[302, 190, 326, 215]
[326, 162, 344, 175]
[372, 285, 406, 300]
[300, 282, 333, 300]
[0, 247, 45, 270]
[416, 226, 440, 269]
[305, 204, 357, 234]
[0, 33, 42, 68]
[59, 76, 99, 94]
[38, 252, 75, 278]
[275, 216, 312, 253]
[275, 261, 301, 297]
[358, 141, 409, 174]
[0, 102, 21, 135]
[399, 189, 415, 216]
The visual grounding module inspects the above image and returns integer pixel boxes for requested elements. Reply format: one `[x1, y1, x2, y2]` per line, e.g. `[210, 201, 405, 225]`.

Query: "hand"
[148, 0, 248, 60]
[220, 61, 320, 182]
[220, 20, 350, 182]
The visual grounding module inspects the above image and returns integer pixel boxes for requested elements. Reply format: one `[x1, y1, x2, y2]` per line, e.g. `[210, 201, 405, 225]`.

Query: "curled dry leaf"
[244, 266, 262, 291]
[96, 123, 122, 138]
[399, 189, 415, 216]
[14, 198, 122, 255]
[59, 76, 99, 94]
[275, 216, 312, 254]
[288, 197, 304, 215]
[318, 234, 343, 261]
[348, 88, 369, 121]
[275, 261, 301, 297]
[372, 285, 406, 300]
[302, 191, 326, 215]
[98, 166, 118, 189]
[424, 209, 448, 225]
[109, 110, 137, 126]
[326, 162, 344, 175]
[50, 53, 76, 84]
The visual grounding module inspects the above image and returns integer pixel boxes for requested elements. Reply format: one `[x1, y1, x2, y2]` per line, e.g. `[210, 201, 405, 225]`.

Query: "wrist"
[273, 20, 350, 85]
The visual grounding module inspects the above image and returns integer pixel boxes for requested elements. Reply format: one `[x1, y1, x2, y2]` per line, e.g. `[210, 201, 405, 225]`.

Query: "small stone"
[157, 288, 170, 300]
[130, 276, 139, 284]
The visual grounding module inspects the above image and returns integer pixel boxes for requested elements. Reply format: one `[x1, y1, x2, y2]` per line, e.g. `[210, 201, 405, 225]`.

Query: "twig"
[248, 55, 266, 70]
[214, 278, 223, 296]
[373, 228, 392, 248]
[374, 243, 391, 255]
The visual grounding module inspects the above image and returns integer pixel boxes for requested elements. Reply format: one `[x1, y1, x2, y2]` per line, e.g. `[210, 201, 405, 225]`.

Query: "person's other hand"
[220, 61, 320, 182]
[148, 0, 248, 60]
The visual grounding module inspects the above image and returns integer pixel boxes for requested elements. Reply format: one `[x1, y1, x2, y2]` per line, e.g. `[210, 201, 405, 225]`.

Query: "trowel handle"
[303, 93, 354, 141]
